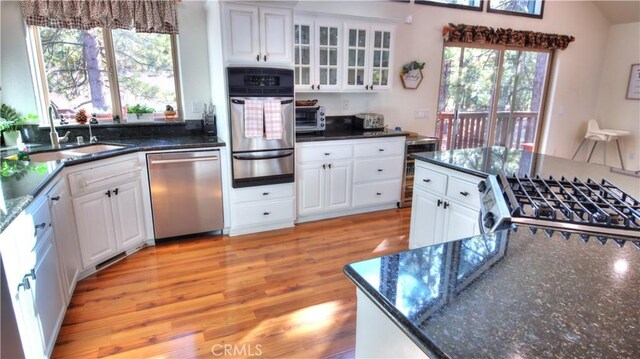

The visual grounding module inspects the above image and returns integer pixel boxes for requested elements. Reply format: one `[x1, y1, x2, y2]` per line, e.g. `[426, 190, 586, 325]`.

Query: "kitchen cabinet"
[229, 183, 295, 236]
[343, 22, 395, 91]
[409, 161, 482, 249]
[222, 2, 293, 65]
[296, 137, 404, 222]
[68, 156, 148, 268]
[0, 193, 67, 358]
[48, 178, 81, 302]
[294, 15, 342, 92]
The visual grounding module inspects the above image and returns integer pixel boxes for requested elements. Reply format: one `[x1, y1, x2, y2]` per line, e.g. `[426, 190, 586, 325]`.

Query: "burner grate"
[503, 174, 640, 231]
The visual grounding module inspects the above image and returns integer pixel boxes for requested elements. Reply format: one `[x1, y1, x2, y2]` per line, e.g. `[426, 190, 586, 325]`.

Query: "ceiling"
[592, 0, 640, 24]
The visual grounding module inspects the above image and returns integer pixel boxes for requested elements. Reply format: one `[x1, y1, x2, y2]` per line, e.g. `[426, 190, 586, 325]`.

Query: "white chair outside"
[571, 119, 630, 169]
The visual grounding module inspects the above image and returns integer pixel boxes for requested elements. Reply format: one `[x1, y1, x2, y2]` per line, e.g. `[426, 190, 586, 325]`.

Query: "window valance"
[20, 0, 179, 34]
[443, 23, 574, 50]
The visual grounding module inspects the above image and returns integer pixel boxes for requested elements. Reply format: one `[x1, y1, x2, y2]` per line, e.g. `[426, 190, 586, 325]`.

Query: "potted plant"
[0, 104, 34, 146]
[127, 104, 155, 122]
[400, 60, 426, 90]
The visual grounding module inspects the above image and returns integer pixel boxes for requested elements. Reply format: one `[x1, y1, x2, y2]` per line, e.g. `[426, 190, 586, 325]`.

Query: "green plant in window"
[127, 104, 155, 115]
[0, 104, 32, 132]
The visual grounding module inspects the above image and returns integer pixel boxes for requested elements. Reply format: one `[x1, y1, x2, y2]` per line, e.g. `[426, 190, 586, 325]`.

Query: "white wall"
[592, 22, 640, 171]
[0, 0, 211, 122]
[294, 0, 611, 161]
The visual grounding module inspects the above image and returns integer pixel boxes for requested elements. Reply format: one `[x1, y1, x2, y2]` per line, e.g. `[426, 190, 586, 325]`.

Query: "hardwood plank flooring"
[53, 208, 411, 358]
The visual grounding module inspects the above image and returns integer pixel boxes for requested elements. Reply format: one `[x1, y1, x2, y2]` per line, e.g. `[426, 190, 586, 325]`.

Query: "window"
[415, 0, 484, 11]
[33, 26, 181, 124]
[487, 0, 545, 18]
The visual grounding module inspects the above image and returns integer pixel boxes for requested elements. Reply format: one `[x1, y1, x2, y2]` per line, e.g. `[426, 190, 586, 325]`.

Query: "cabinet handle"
[328, 163, 332, 169]
[311, 84, 315, 90]
[322, 164, 326, 169]
[376, 192, 382, 196]
[365, 85, 369, 90]
[423, 178, 431, 183]
[264, 54, 268, 61]
[113, 188, 119, 196]
[317, 84, 321, 90]
[263, 212, 270, 216]
[262, 192, 270, 196]
[437, 199, 443, 207]
[105, 190, 111, 198]
[370, 84, 374, 90]
[443, 202, 449, 209]
[25, 269, 36, 280]
[17, 277, 30, 291]
[377, 169, 383, 172]
[34, 222, 46, 236]
[460, 191, 469, 197]
[256, 54, 260, 61]
[378, 148, 385, 152]
[324, 152, 330, 156]
[50, 195, 60, 201]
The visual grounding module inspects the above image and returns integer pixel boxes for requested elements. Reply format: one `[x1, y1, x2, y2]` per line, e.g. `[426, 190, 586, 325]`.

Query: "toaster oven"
[295, 106, 325, 133]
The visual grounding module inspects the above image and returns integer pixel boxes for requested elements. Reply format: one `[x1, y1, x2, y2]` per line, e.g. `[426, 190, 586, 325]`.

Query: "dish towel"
[264, 99, 283, 140]
[244, 100, 264, 138]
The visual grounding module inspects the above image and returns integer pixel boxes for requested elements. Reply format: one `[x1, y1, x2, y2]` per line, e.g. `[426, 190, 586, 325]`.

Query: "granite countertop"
[0, 136, 225, 233]
[345, 225, 640, 358]
[413, 146, 640, 197]
[296, 118, 408, 142]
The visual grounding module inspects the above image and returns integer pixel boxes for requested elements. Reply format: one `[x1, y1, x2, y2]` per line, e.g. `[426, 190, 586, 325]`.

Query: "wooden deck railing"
[435, 111, 539, 151]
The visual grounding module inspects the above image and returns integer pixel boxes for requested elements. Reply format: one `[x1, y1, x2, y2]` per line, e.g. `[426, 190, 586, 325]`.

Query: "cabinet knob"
[263, 54, 267, 61]
[437, 199, 443, 207]
[262, 192, 270, 196]
[256, 54, 261, 61]
[322, 164, 326, 169]
[377, 169, 383, 172]
[311, 84, 315, 90]
[263, 212, 270, 216]
[460, 191, 469, 197]
[317, 84, 321, 90]
[328, 163, 332, 169]
[50, 195, 60, 201]
[113, 188, 119, 196]
[423, 178, 431, 183]
[443, 201, 449, 209]
[378, 148, 384, 152]
[34, 222, 46, 236]
[370, 84, 374, 90]
[105, 190, 111, 198]
[376, 192, 382, 196]
[365, 85, 369, 90]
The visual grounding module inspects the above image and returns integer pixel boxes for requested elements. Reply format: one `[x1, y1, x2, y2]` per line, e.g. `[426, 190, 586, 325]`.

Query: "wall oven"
[228, 67, 295, 188]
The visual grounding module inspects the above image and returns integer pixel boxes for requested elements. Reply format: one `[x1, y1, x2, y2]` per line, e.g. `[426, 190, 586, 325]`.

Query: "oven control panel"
[478, 174, 512, 234]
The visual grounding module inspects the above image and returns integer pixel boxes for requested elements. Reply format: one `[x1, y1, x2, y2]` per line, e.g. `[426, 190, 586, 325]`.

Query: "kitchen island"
[345, 225, 640, 358]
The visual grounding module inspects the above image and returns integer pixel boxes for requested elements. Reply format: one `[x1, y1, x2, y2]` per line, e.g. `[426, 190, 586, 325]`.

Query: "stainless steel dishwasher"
[147, 150, 223, 239]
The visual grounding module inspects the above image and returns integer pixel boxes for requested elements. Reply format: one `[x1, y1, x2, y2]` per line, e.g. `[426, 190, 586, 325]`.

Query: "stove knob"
[483, 212, 496, 229]
[478, 180, 487, 193]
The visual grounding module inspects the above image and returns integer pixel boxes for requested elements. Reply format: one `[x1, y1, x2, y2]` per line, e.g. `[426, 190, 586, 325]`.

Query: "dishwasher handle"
[149, 156, 219, 165]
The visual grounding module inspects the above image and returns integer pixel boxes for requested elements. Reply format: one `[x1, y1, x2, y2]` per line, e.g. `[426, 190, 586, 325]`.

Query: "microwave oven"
[295, 106, 325, 133]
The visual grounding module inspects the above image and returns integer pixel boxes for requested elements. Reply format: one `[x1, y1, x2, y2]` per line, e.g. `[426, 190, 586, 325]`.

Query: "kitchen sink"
[26, 144, 126, 162]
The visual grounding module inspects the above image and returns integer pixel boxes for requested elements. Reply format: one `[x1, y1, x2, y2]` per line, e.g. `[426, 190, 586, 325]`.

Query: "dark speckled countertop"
[345, 226, 640, 358]
[0, 136, 225, 233]
[413, 146, 640, 197]
[296, 116, 408, 142]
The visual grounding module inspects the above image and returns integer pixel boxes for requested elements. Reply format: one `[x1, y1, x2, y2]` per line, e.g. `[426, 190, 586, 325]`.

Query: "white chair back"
[585, 119, 607, 141]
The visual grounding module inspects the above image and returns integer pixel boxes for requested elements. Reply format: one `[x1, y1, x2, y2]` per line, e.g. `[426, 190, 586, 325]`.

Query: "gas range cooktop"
[479, 171, 640, 240]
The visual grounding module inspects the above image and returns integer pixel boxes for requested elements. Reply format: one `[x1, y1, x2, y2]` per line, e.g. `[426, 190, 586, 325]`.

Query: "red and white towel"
[244, 100, 264, 138]
[264, 99, 283, 140]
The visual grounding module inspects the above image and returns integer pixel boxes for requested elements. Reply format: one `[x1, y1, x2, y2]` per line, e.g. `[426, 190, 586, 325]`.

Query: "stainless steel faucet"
[88, 121, 97, 143]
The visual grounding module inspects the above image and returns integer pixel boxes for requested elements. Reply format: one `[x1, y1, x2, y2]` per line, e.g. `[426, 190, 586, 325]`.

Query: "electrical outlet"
[343, 100, 349, 110]
[191, 101, 201, 113]
[415, 109, 429, 120]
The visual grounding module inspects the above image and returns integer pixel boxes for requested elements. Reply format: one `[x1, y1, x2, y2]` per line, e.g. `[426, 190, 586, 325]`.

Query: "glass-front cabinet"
[294, 15, 341, 92]
[343, 22, 395, 91]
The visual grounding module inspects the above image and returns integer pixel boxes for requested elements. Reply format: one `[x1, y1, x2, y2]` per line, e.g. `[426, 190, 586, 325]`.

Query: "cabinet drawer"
[233, 183, 294, 203]
[353, 140, 404, 158]
[297, 144, 353, 162]
[231, 199, 294, 227]
[414, 166, 447, 195]
[447, 176, 481, 208]
[68, 158, 141, 196]
[353, 157, 403, 183]
[30, 195, 52, 241]
[353, 180, 401, 207]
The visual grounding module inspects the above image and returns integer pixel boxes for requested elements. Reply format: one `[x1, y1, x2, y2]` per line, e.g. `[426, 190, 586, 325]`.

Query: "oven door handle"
[233, 150, 294, 160]
[479, 211, 486, 235]
[231, 99, 294, 105]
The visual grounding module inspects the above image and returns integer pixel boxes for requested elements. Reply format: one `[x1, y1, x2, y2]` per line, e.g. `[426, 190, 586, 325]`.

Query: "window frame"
[29, 26, 183, 126]
[415, 0, 484, 12]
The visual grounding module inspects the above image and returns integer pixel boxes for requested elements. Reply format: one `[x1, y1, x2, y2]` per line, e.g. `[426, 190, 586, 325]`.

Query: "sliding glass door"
[436, 44, 551, 152]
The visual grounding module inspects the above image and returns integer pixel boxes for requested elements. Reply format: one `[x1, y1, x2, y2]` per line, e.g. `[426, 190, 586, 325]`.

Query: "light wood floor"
[53, 208, 411, 358]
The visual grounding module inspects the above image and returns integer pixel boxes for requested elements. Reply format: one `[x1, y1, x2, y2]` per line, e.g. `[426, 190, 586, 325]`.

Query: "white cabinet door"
[49, 180, 81, 302]
[74, 190, 118, 267]
[314, 19, 342, 91]
[443, 203, 480, 244]
[409, 188, 443, 249]
[294, 17, 314, 90]
[260, 7, 293, 64]
[224, 3, 260, 63]
[112, 181, 147, 250]
[297, 163, 326, 216]
[369, 24, 394, 91]
[326, 160, 352, 211]
[343, 22, 370, 91]
[31, 228, 66, 357]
